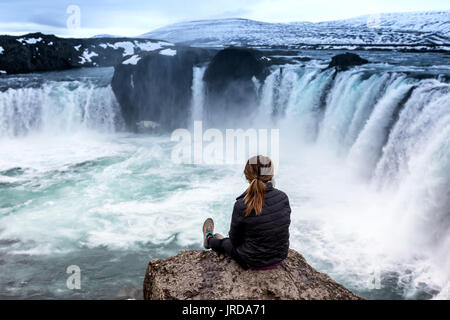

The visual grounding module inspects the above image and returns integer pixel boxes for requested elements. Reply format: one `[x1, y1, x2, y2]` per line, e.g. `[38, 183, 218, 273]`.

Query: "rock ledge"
[143, 249, 362, 300]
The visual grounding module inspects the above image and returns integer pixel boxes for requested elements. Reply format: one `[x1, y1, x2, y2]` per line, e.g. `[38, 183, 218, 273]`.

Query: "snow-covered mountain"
[91, 34, 122, 38]
[141, 11, 450, 50]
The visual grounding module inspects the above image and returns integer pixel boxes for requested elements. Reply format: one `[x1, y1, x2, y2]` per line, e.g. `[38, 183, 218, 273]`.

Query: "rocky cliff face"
[111, 46, 280, 132]
[326, 52, 369, 71]
[143, 249, 362, 300]
[111, 47, 216, 131]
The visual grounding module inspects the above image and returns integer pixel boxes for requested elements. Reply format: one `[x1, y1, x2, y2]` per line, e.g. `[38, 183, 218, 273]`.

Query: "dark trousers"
[208, 237, 249, 270]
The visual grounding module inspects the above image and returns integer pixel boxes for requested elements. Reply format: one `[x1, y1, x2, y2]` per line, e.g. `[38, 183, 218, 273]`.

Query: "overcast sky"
[0, 0, 449, 37]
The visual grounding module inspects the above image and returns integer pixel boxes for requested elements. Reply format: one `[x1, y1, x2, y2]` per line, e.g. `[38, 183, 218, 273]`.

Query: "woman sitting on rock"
[202, 155, 291, 270]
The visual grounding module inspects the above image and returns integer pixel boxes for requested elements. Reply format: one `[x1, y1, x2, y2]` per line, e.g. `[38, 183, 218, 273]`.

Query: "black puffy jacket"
[228, 182, 291, 267]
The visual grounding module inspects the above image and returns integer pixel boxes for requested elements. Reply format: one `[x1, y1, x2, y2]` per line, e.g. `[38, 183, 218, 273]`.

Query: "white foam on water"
[0, 133, 245, 253]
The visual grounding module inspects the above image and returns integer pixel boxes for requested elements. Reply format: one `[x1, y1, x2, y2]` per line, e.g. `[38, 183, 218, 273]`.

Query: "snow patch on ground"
[159, 48, 177, 56]
[16, 37, 43, 45]
[79, 49, 98, 64]
[101, 42, 135, 56]
[135, 40, 173, 52]
[98, 40, 174, 57]
[114, 42, 136, 56]
[74, 45, 81, 51]
[0, 46, 3, 54]
[0, 70, 6, 75]
[122, 55, 141, 65]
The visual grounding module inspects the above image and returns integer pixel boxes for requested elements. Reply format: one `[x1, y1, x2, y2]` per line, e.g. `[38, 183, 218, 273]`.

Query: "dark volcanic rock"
[111, 47, 216, 131]
[327, 52, 369, 71]
[109, 46, 293, 132]
[0, 33, 78, 74]
[203, 47, 269, 127]
[293, 56, 312, 62]
[0, 32, 174, 75]
[143, 249, 362, 300]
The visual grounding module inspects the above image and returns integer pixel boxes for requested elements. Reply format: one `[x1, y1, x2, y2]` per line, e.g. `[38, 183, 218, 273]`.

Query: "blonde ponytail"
[243, 155, 274, 216]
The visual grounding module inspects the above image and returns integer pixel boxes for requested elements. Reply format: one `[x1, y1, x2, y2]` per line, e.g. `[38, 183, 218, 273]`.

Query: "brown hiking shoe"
[202, 218, 214, 249]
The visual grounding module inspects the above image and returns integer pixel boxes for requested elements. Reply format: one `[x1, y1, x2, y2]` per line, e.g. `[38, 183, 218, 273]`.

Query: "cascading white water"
[344, 73, 392, 148]
[0, 81, 122, 137]
[190, 66, 206, 124]
[256, 64, 450, 298]
[374, 80, 450, 186]
[374, 80, 450, 253]
[260, 65, 449, 182]
[347, 75, 415, 178]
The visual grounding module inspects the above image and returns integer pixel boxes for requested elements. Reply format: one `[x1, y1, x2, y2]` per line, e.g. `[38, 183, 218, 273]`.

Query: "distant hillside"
[0, 32, 174, 74]
[91, 34, 122, 39]
[140, 11, 450, 50]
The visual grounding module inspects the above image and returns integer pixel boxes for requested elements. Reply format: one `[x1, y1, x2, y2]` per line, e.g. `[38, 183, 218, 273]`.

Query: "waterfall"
[223, 63, 450, 236]
[258, 66, 449, 183]
[373, 80, 450, 242]
[346, 75, 415, 178]
[190, 66, 206, 124]
[0, 81, 123, 137]
[191, 63, 449, 248]
[1, 62, 449, 299]
[254, 64, 450, 298]
[374, 81, 450, 186]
